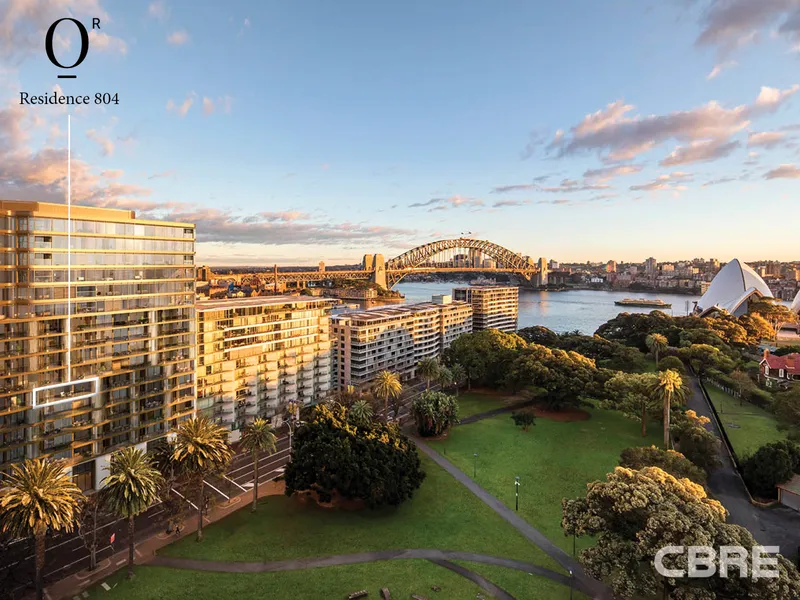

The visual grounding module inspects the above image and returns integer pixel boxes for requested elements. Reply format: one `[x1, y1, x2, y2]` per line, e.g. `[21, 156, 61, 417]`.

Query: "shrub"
[411, 391, 460, 437]
[284, 403, 425, 508]
[670, 410, 721, 474]
[741, 442, 796, 499]
[657, 356, 685, 374]
[619, 446, 706, 485]
[510, 411, 536, 432]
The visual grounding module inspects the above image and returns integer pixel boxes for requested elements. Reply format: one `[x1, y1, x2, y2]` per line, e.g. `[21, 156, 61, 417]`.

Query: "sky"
[1, 0, 799, 266]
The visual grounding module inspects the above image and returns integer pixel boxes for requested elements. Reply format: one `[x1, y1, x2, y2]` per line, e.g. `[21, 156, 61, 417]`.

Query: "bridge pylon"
[370, 254, 387, 289]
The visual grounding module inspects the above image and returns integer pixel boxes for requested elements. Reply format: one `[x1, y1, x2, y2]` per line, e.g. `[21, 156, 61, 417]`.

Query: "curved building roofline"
[696, 258, 773, 316]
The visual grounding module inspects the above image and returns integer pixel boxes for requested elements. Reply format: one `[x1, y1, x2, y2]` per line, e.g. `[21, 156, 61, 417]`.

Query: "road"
[3, 380, 432, 597]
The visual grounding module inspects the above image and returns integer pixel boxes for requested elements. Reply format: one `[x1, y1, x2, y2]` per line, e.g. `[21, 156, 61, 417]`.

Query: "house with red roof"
[759, 350, 800, 389]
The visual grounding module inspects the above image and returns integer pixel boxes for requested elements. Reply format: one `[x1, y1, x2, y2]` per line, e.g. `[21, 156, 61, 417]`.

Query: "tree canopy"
[411, 390, 459, 437]
[619, 446, 706, 485]
[445, 329, 528, 388]
[741, 440, 800, 499]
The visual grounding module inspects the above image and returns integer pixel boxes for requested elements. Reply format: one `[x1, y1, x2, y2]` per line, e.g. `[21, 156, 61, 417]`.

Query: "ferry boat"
[614, 298, 672, 308]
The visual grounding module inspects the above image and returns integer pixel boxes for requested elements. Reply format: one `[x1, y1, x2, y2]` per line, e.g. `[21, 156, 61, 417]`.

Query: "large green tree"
[417, 357, 440, 390]
[645, 333, 668, 369]
[670, 410, 721, 474]
[619, 446, 706, 485]
[173, 417, 233, 541]
[742, 441, 800, 499]
[411, 390, 459, 437]
[563, 466, 800, 599]
[0, 459, 83, 599]
[448, 363, 466, 396]
[445, 329, 528, 389]
[240, 418, 277, 512]
[284, 403, 425, 508]
[102, 448, 162, 579]
[602, 372, 661, 437]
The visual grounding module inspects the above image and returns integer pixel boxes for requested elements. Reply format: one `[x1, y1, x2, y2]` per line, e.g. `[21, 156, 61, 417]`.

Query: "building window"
[72, 461, 94, 492]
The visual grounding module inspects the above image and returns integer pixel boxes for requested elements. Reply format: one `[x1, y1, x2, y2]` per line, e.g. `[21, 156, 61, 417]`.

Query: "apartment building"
[196, 296, 335, 440]
[332, 295, 472, 389]
[0, 201, 196, 490]
[452, 286, 519, 333]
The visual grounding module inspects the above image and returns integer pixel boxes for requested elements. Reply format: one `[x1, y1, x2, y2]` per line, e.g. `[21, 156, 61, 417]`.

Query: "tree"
[556, 334, 647, 372]
[102, 448, 162, 580]
[284, 403, 426, 508]
[347, 399, 374, 427]
[657, 355, 685, 374]
[240, 418, 277, 512]
[411, 390, 460, 437]
[77, 494, 110, 572]
[742, 441, 800, 499]
[619, 446, 706, 485]
[0, 459, 83, 600]
[650, 369, 688, 449]
[562, 466, 800, 599]
[774, 387, 800, 430]
[677, 343, 737, 375]
[511, 411, 537, 432]
[645, 333, 668, 369]
[670, 410, 721, 474]
[173, 417, 233, 542]
[372, 370, 402, 422]
[737, 312, 775, 346]
[517, 325, 559, 346]
[775, 345, 800, 357]
[436, 365, 453, 390]
[149, 438, 183, 534]
[749, 298, 799, 337]
[417, 357, 440, 390]
[602, 372, 661, 437]
[445, 330, 528, 389]
[448, 363, 466, 396]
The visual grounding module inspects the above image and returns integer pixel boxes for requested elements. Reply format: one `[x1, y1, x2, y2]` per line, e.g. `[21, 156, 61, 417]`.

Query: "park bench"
[347, 591, 368, 600]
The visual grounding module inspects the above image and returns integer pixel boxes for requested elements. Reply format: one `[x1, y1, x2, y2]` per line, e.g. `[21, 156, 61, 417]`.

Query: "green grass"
[456, 562, 590, 600]
[85, 561, 487, 600]
[89, 454, 575, 599]
[457, 390, 518, 418]
[706, 385, 786, 457]
[430, 402, 662, 553]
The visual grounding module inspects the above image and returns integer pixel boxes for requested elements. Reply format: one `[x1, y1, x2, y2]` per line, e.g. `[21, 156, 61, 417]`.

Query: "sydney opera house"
[695, 258, 773, 317]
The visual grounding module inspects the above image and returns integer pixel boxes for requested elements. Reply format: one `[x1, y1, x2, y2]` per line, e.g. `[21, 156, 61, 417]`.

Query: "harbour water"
[392, 282, 702, 335]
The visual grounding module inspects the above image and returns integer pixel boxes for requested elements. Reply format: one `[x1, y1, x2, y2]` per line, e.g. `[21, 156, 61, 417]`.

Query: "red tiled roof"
[763, 353, 800, 373]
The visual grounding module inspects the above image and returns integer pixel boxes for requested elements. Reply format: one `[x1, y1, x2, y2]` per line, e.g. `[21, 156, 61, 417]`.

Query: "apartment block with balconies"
[196, 296, 335, 441]
[0, 200, 196, 491]
[331, 295, 472, 389]
[452, 286, 519, 333]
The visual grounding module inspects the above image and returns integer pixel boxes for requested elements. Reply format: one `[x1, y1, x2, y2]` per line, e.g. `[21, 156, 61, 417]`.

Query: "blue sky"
[2, 0, 799, 265]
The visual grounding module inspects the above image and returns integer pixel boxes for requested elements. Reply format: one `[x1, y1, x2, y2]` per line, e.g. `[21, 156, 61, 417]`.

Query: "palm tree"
[348, 399, 374, 427]
[645, 333, 668, 369]
[373, 370, 403, 422]
[149, 438, 181, 533]
[437, 365, 454, 391]
[417, 357, 440, 390]
[0, 459, 83, 599]
[650, 369, 688, 450]
[239, 418, 277, 512]
[449, 363, 466, 397]
[173, 417, 233, 541]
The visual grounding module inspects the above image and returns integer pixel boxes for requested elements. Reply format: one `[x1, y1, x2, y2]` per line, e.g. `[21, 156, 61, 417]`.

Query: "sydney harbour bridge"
[208, 237, 545, 290]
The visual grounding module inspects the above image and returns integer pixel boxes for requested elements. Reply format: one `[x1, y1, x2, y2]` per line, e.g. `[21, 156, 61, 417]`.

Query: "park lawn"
[706, 385, 786, 457]
[457, 390, 522, 418]
[429, 406, 662, 554]
[85, 561, 488, 600]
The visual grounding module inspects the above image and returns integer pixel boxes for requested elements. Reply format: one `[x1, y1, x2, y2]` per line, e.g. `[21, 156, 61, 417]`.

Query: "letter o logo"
[45, 18, 89, 70]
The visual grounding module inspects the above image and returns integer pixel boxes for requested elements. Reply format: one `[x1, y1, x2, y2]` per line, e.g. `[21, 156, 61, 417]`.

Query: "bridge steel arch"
[386, 237, 536, 286]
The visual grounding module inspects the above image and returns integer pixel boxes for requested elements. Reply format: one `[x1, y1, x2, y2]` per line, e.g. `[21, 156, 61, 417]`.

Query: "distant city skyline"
[2, 1, 800, 263]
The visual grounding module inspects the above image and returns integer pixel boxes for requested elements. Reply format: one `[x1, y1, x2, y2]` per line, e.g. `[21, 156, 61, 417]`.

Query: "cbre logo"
[45, 17, 101, 79]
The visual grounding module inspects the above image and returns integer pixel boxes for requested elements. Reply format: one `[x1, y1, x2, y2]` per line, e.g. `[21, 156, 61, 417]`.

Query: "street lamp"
[514, 476, 520, 511]
[569, 569, 574, 600]
[473, 452, 478, 478]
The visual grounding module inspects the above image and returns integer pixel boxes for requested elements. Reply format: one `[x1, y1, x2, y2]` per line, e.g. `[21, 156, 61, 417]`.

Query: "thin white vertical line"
[66, 114, 71, 382]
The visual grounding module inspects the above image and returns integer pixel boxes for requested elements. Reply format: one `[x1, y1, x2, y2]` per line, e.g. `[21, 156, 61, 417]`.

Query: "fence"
[693, 369, 742, 472]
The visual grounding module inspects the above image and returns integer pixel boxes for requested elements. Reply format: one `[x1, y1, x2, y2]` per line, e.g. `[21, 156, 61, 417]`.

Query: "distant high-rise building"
[197, 265, 213, 282]
[0, 200, 196, 491]
[645, 257, 658, 275]
[606, 260, 617, 273]
[549, 259, 559, 270]
[453, 286, 518, 333]
[537, 257, 548, 286]
[196, 297, 334, 440]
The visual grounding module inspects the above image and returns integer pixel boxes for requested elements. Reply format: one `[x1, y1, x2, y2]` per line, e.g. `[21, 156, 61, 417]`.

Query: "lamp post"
[569, 569, 574, 600]
[473, 452, 478, 478]
[514, 476, 520, 511]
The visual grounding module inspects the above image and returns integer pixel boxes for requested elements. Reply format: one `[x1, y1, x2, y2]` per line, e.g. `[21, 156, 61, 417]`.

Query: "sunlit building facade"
[0, 201, 196, 490]
[452, 285, 518, 333]
[196, 297, 335, 441]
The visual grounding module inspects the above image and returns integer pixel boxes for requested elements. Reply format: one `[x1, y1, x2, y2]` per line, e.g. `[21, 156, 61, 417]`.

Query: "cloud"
[202, 97, 214, 115]
[583, 163, 644, 182]
[706, 61, 737, 79]
[701, 176, 737, 187]
[748, 130, 787, 148]
[86, 129, 115, 156]
[492, 199, 531, 208]
[166, 92, 196, 117]
[88, 30, 128, 55]
[148, 1, 170, 21]
[764, 163, 800, 179]
[538, 178, 612, 193]
[148, 170, 175, 179]
[101, 169, 123, 179]
[491, 183, 536, 194]
[546, 85, 798, 163]
[167, 30, 189, 46]
[256, 211, 311, 222]
[695, 0, 800, 55]
[630, 172, 693, 192]
[409, 195, 484, 211]
[659, 139, 740, 166]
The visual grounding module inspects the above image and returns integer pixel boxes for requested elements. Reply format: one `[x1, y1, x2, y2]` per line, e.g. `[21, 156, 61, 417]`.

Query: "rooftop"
[0, 199, 194, 228]
[696, 258, 772, 317]
[762, 352, 800, 374]
[197, 296, 337, 312]
[331, 301, 470, 323]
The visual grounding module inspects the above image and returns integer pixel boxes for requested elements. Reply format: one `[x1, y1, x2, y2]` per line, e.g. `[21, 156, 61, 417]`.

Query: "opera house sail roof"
[696, 258, 773, 317]
[792, 289, 800, 315]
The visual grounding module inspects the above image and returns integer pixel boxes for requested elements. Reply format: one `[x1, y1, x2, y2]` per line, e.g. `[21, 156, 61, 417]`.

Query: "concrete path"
[431, 559, 515, 600]
[413, 438, 612, 599]
[687, 377, 800, 554]
[459, 398, 537, 425]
